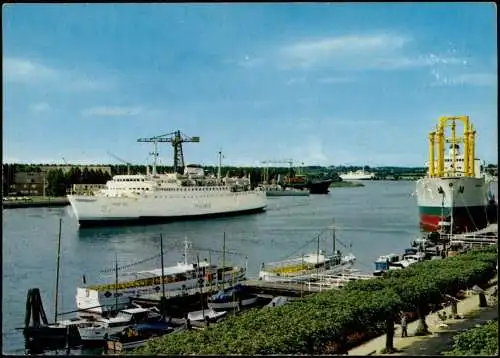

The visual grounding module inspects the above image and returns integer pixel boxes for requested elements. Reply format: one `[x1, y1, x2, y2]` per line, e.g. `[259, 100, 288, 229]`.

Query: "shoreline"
[2, 197, 69, 209]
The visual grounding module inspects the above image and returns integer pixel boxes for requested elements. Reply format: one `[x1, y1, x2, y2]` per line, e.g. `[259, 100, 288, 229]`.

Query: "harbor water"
[3, 181, 423, 354]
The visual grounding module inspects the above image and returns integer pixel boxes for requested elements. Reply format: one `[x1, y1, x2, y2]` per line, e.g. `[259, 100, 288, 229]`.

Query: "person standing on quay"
[401, 313, 408, 337]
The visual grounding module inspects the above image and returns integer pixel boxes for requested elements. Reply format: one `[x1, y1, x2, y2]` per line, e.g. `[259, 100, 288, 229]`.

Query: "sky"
[2, 3, 498, 167]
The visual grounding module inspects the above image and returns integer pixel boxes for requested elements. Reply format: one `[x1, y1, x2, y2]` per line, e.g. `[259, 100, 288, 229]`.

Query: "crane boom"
[137, 130, 200, 175]
[107, 151, 132, 175]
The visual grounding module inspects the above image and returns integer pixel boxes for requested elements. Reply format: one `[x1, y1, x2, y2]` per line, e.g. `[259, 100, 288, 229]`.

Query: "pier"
[2, 197, 69, 209]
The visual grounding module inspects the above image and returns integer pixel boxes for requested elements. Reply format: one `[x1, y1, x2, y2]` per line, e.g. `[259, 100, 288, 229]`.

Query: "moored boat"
[67, 132, 267, 228]
[77, 307, 161, 344]
[207, 284, 259, 311]
[260, 183, 310, 197]
[259, 226, 356, 282]
[106, 321, 175, 352]
[76, 237, 247, 314]
[415, 116, 497, 234]
[187, 308, 228, 322]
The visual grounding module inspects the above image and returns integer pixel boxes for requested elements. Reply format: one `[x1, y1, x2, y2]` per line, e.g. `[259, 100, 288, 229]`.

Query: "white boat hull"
[266, 190, 309, 197]
[68, 190, 267, 227]
[78, 325, 126, 342]
[207, 295, 259, 311]
[259, 254, 356, 283]
[76, 271, 246, 314]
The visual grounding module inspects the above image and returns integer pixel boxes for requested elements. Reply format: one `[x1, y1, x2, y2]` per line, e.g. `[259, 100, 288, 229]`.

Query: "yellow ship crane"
[428, 116, 476, 178]
[137, 130, 200, 175]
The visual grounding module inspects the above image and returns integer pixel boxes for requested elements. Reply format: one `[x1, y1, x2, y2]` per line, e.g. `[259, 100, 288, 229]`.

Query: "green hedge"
[444, 319, 498, 356]
[133, 245, 497, 355]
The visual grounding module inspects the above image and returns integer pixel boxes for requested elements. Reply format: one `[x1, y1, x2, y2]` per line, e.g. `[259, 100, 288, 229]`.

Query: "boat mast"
[152, 138, 158, 177]
[217, 149, 222, 184]
[196, 254, 204, 319]
[114, 253, 118, 313]
[183, 236, 189, 266]
[316, 235, 320, 279]
[54, 218, 62, 324]
[332, 220, 336, 255]
[222, 232, 226, 290]
[160, 233, 166, 314]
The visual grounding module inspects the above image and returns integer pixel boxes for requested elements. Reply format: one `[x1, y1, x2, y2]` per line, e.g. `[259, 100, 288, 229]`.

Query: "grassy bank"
[330, 181, 365, 188]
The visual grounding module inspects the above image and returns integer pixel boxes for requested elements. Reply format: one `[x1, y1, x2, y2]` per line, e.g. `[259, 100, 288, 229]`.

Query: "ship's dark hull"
[284, 179, 333, 194]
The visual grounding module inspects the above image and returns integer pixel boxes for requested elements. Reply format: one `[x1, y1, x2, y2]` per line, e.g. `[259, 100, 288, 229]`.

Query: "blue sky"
[2, 3, 497, 167]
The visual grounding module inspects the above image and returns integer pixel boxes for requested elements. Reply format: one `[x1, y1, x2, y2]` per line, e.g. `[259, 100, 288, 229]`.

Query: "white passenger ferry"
[67, 136, 267, 227]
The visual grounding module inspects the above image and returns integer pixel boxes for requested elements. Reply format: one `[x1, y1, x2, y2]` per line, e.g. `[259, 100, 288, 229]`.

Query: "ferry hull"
[77, 207, 266, 228]
[415, 176, 496, 233]
[68, 192, 267, 228]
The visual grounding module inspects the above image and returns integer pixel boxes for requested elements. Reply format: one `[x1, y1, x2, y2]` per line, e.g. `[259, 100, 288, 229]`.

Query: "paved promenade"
[348, 280, 498, 356]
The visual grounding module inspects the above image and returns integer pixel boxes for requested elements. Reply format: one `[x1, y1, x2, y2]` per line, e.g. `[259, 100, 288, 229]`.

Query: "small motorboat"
[207, 284, 259, 311]
[265, 296, 294, 308]
[187, 308, 227, 322]
[106, 321, 175, 352]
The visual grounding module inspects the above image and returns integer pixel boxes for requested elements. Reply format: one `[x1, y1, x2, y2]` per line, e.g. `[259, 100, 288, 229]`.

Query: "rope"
[99, 253, 162, 274]
[456, 194, 480, 232]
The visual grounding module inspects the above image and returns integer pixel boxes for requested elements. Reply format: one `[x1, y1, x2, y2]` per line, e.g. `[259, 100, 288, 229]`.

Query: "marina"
[4, 117, 498, 355]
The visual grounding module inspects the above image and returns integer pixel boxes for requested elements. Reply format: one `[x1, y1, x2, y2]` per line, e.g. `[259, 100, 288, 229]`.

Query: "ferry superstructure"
[67, 131, 267, 227]
[415, 116, 497, 233]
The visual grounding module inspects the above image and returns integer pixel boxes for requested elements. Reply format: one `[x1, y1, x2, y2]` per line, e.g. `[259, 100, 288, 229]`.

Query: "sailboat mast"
[217, 150, 222, 183]
[222, 232, 226, 289]
[160, 233, 166, 301]
[196, 254, 204, 319]
[114, 253, 118, 312]
[54, 218, 62, 324]
[316, 235, 320, 278]
[332, 223, 336, 254]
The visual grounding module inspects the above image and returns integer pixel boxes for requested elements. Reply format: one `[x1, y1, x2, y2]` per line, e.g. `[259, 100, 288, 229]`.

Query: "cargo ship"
[415, 116, 497, 233]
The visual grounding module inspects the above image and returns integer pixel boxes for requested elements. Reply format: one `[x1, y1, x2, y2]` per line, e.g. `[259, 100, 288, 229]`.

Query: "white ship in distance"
[339, 169, 375, 181]
[67, 130, 267, 227]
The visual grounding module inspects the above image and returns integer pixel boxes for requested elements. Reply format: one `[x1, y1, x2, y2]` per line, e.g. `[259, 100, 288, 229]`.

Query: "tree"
[46, 169, 67, 196]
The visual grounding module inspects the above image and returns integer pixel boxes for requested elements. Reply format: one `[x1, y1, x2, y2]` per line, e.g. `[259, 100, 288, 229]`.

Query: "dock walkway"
[348, 279, 498, 356]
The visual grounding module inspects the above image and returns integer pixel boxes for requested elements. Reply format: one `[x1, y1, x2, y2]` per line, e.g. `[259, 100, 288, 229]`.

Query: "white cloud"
[279, 33, 411, 70]
[231, 33, 465, 73]
[430, 70, 497, 87]
[3, 58, 57, 83]
[30, 102, 52, 113]
[81, 106, 143, 117]
[286, 135, 330, 166]
[3, 57, 112, 91]
[317, 76, 354, 84]
[285, 77, 307, 85]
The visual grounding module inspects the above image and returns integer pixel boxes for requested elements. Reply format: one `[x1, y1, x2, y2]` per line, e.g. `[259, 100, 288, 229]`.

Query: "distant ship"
[339, 169, 375, 181]
[415, 116, 497, 233]
[258, 183, 310, 197]
[67, 131, 267, 227]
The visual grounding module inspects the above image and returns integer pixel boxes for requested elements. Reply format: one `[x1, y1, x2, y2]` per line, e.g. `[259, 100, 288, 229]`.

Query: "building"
[10, 171, 46, 196]
[72, 183, 106, 194]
